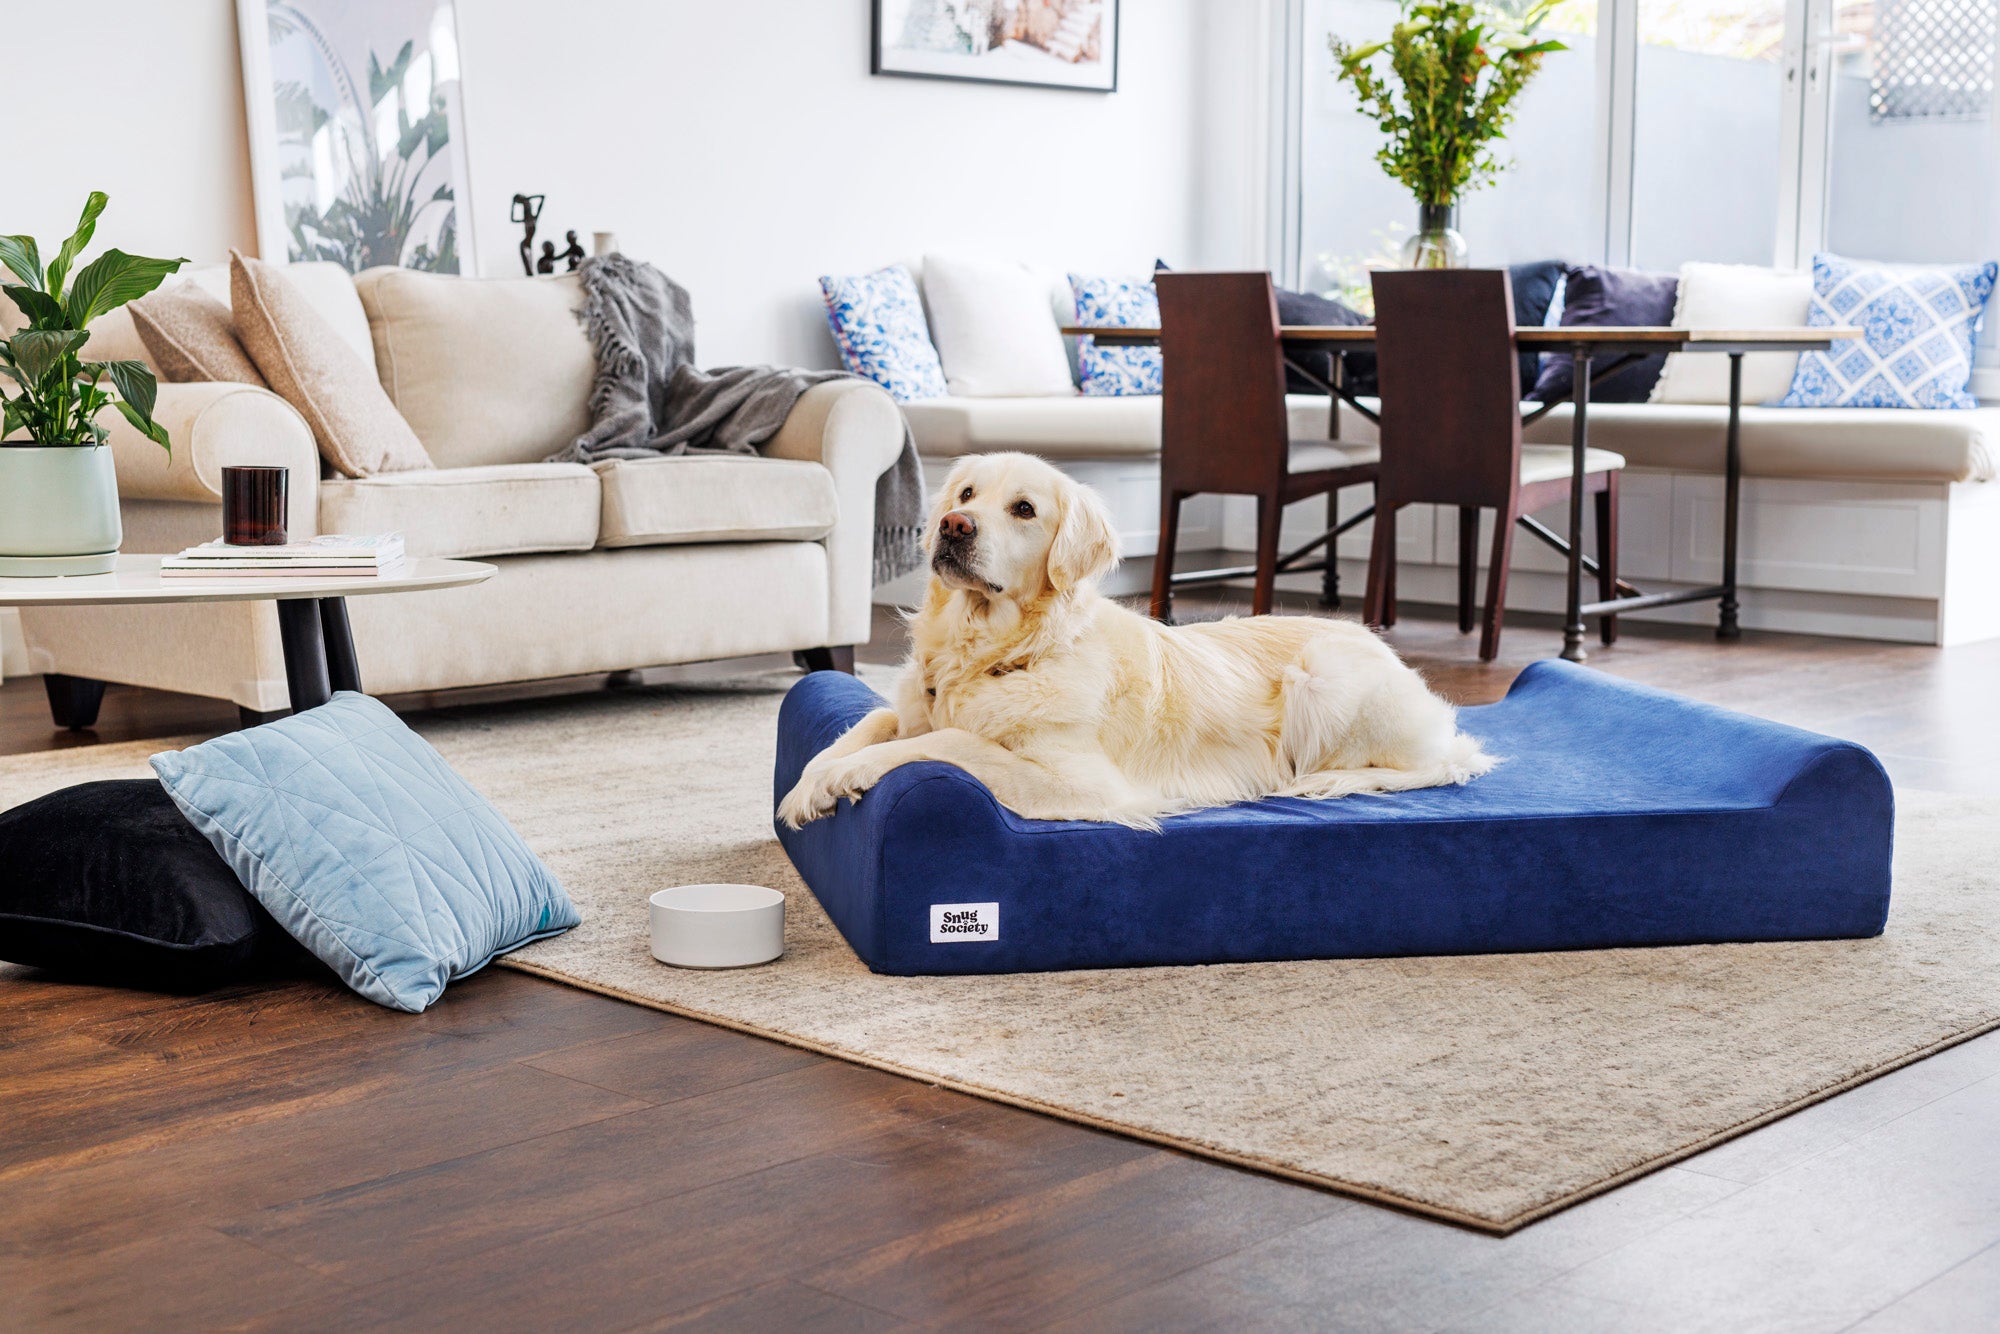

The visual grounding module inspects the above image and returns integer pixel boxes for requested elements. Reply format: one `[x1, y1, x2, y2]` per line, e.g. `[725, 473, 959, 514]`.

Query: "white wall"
[4, 0, 1215, 369]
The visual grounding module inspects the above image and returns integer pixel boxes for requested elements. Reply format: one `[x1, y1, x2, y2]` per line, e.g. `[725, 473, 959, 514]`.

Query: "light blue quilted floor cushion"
[152, 693, 579, 1012]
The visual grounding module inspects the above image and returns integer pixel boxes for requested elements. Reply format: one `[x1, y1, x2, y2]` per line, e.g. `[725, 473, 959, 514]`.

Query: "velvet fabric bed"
[773, 661, 1893, 977]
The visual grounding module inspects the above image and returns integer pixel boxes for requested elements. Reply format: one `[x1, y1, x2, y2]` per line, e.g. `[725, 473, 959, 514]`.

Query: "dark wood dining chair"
[1152, 271, 1379, 621]
[1364, 269, 1625, 661]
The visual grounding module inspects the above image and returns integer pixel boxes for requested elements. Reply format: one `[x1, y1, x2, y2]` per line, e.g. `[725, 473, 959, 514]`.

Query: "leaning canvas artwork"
[237, 0, 477, 274]
[873, 0, 1119, 91]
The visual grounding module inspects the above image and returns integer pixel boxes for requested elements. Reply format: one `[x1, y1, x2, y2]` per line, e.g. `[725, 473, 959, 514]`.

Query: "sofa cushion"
[1775, 252, 1999, 411]
[905, 393, 1164, 458]
[593, 456, 838, 548]
[128, 283, 267, 387]
[920, 253, 1076, 398]
[353, 267, 597, 468]
[318, 463, 601, 558]
[84, 260, 376, 378]
[232, 253, 434, 477]
[1651, 262, 1813, 405]
[1531, 264, 1680, 404]
[1520, 403, 1998, 483]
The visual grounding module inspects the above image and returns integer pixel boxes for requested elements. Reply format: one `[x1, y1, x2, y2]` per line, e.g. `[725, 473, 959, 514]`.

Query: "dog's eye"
[1010, 500, 1036, 520]
[958, 487, 974, 503]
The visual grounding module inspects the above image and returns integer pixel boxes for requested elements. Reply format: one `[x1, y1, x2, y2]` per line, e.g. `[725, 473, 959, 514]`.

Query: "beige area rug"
[7, 673, 1999, 1234]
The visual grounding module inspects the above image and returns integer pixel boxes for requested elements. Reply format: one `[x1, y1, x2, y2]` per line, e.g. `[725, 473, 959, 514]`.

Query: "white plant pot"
[0, 444, 123, 576]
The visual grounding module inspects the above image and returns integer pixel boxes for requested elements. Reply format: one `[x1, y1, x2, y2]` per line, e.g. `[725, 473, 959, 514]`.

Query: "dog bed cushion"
[773, 661, 1893, 976]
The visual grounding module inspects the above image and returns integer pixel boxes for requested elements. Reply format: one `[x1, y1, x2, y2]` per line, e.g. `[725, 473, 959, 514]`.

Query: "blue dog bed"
[773, 661, 1892, 977]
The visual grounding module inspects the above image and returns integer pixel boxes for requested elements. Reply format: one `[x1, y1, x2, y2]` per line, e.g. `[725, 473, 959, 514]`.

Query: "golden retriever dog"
[779, 452, 1495, 830]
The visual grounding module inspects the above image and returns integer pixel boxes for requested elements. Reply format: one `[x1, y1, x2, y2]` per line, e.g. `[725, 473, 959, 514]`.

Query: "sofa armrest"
[109, 382, 320, 538]
[764, 380, 908, 646]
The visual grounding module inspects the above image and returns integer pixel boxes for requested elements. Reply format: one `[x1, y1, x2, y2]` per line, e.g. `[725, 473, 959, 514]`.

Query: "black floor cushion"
[0, 779, 308, 989]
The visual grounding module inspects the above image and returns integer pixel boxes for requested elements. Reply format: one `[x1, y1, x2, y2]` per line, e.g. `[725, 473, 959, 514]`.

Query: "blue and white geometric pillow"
[819, 264, 948, 402]
[1773, 252, 1997, 410]
[1070, 274, 1163, 397]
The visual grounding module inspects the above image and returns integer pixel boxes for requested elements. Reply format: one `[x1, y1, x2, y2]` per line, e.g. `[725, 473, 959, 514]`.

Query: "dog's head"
[926, 452, 1118, 603]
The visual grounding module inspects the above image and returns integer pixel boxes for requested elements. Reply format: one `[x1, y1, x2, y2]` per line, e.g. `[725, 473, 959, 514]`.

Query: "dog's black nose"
[940, 511, 976, 540]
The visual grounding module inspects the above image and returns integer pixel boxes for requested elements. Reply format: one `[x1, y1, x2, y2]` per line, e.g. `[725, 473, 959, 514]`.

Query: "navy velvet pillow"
[1507, 259, 1567, 390]
[0, 780, 307, 989]
[1531, 264, 1680, 404]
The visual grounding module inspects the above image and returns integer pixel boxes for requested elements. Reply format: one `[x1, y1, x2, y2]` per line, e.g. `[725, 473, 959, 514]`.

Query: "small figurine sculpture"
[510, 193, 545, 277]
[555, 230, 585, 272]
[536, 240, 558, 274]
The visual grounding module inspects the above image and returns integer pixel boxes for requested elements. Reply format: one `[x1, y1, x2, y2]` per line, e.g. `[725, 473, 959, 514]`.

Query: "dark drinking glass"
[222, 466, 288, 546]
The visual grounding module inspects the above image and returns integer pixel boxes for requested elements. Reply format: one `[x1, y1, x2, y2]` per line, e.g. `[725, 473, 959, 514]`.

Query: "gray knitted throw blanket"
[548, 254, 925, 582]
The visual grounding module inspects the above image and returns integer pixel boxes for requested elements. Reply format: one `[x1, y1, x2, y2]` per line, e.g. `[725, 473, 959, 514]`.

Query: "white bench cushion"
[318, 463, 600, 559]
[904, 394, 1164, 457]
[592, 456, 838, 548]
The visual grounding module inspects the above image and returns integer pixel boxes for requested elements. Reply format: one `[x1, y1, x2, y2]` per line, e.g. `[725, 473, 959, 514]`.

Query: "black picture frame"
[870, 0, 1119, 93]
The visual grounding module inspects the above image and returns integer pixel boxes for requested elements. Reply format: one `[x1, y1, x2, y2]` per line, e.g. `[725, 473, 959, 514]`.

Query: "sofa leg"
[238, 706, 287, 730]
[44, 674, 107, 731]
[793, 646, 856, 675]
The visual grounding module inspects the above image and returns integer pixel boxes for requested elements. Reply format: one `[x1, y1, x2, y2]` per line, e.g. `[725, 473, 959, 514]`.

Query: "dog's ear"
[1047, 481, 1119, 594]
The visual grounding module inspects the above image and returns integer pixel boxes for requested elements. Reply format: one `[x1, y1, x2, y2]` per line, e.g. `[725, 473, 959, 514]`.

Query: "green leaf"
[0, 235, 42, 292]
[9, 328, 88, 385]
[2, 284, 62, 327]
[99, 358, 157, 422]
[62, 249, 186, 327]
[114, 398, 171, 452]
[2, 394, 24, 440]
[45, 191, 108, 299]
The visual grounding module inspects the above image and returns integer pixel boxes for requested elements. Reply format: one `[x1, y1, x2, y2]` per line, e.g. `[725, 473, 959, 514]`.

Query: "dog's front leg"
[790, 729, 1149, 828]
[778, 708, 902, 827]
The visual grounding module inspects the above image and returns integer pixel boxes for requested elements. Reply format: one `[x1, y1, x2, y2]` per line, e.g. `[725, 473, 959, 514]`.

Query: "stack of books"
[162, 534, 407, 579]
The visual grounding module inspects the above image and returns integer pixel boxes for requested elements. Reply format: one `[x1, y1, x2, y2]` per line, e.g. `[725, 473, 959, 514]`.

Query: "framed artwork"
[872, 0, 1119, 93]
[236, 0, 477, 274]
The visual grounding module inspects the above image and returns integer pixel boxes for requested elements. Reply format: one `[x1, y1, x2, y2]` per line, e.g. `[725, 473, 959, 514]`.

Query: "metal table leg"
[276, 598, 332, 713]
[1561, 347, 1593, 663]
[321, 597, 363, 693]
[1719, 353, 1744, 640]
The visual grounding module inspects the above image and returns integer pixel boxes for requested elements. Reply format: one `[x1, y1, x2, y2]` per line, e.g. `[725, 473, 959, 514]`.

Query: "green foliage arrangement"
[1331, 0, 1566, 208]
[0, 194, 185, 451]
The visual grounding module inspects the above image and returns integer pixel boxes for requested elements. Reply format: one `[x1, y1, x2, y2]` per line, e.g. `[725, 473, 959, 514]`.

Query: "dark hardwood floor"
[5, 593, 2000, 1331]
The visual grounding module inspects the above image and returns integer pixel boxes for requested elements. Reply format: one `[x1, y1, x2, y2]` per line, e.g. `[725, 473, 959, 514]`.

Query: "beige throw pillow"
[128, 283, 268, 387]
[231, 251, 432, 477]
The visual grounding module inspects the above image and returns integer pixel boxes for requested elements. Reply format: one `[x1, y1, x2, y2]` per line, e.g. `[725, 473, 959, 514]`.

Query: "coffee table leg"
[1718, 352, 1744, 641]
[1561, 348, 1592, 664]
[321, 597, 363, 694]
[277, 599, 332, 714]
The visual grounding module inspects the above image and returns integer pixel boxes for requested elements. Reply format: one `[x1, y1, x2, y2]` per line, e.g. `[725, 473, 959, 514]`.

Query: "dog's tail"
[1278, 733, 1499, 800]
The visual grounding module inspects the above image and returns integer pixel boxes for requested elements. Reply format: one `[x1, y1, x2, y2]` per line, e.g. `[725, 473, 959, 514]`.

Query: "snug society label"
[930, 902, 999, 943]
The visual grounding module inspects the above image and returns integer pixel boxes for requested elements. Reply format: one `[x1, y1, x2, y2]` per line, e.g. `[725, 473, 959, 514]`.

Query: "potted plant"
[0, 193, 184, 575]
[1331, 1, 1565, 269]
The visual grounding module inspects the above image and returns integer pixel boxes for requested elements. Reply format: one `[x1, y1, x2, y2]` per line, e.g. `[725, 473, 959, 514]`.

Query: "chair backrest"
[1156, 271, 1292, 496]
[1370, 269, 1523, 509]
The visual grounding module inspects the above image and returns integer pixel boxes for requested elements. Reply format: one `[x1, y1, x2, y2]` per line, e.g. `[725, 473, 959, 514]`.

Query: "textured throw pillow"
[1530, 265, 1680, 404]
[1650, 262, 1814, 406]
[1507, 259, 1567, 391]
[151, 694, 579, 1013]
[1775, 252, 1998, 410]
[231, 251, 434, 477]
[1070, 274, 1164, 396]
[0, 780, 306, 988]
[819, 264, 949, 402]
[127, 283, 268, 387]
[919, 254, 1075, 397]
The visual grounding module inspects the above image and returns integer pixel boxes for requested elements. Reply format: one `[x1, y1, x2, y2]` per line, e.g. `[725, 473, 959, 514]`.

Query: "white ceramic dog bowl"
[649, 884, 785, 969]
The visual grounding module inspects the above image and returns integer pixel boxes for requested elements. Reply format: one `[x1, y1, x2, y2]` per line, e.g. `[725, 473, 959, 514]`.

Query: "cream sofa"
[895, 390, 2000, 645]
[16, 263, 906, 720]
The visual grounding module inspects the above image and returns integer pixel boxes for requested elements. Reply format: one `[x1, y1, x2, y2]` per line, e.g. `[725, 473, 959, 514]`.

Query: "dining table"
[1063, 322, 1862, 662]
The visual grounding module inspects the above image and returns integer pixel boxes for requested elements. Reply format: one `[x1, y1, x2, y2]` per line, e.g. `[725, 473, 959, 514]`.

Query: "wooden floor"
[6, 594, 2000, 1331]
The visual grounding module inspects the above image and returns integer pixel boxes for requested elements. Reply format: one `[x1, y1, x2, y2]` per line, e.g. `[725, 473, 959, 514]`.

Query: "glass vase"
[1400, 202, 1469, 270]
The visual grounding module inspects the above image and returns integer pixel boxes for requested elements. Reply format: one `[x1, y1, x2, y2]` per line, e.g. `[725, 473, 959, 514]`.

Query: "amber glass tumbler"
[222, 466, 288, 546]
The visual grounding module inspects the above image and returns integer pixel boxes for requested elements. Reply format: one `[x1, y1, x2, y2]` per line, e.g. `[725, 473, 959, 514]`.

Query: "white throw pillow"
[1651, 262, 1813, 405]
[920, 252, 1077, 398]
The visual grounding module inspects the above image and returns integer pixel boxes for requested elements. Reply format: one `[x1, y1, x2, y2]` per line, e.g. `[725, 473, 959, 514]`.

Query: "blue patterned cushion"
[819, 264, 948, 401]
[1774, 253, 1997, 409]
[150, 694, 578, 1012]
[1070, 274, 1163, 396]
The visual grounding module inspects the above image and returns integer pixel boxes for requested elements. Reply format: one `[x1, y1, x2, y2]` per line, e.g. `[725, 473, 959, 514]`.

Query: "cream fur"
[779, 453, 1497, 830]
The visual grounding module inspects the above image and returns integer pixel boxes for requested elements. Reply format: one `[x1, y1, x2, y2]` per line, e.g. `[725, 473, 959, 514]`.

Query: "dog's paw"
[777, 775, 836, 829]
[816, 755, 882, 807]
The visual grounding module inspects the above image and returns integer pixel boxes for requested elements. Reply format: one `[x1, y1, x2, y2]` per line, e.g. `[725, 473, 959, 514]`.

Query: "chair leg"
[1362, 503, 1398, 629]
[238, 706, 287, 729]
[43, 674, 106, 730]
[1596, 473, 1620, 646]
[1319, 489, 1342, 609]
[1457, 506, 1480, 634]
[1251, 492, 1282, 616]
[793, 646, 855, 674]
[1480, 505, 1518, 662]
[1151, 489, 1183, 622]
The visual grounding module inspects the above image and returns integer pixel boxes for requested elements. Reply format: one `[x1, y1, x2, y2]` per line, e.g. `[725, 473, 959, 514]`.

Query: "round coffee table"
[0, 554, 494, 722]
